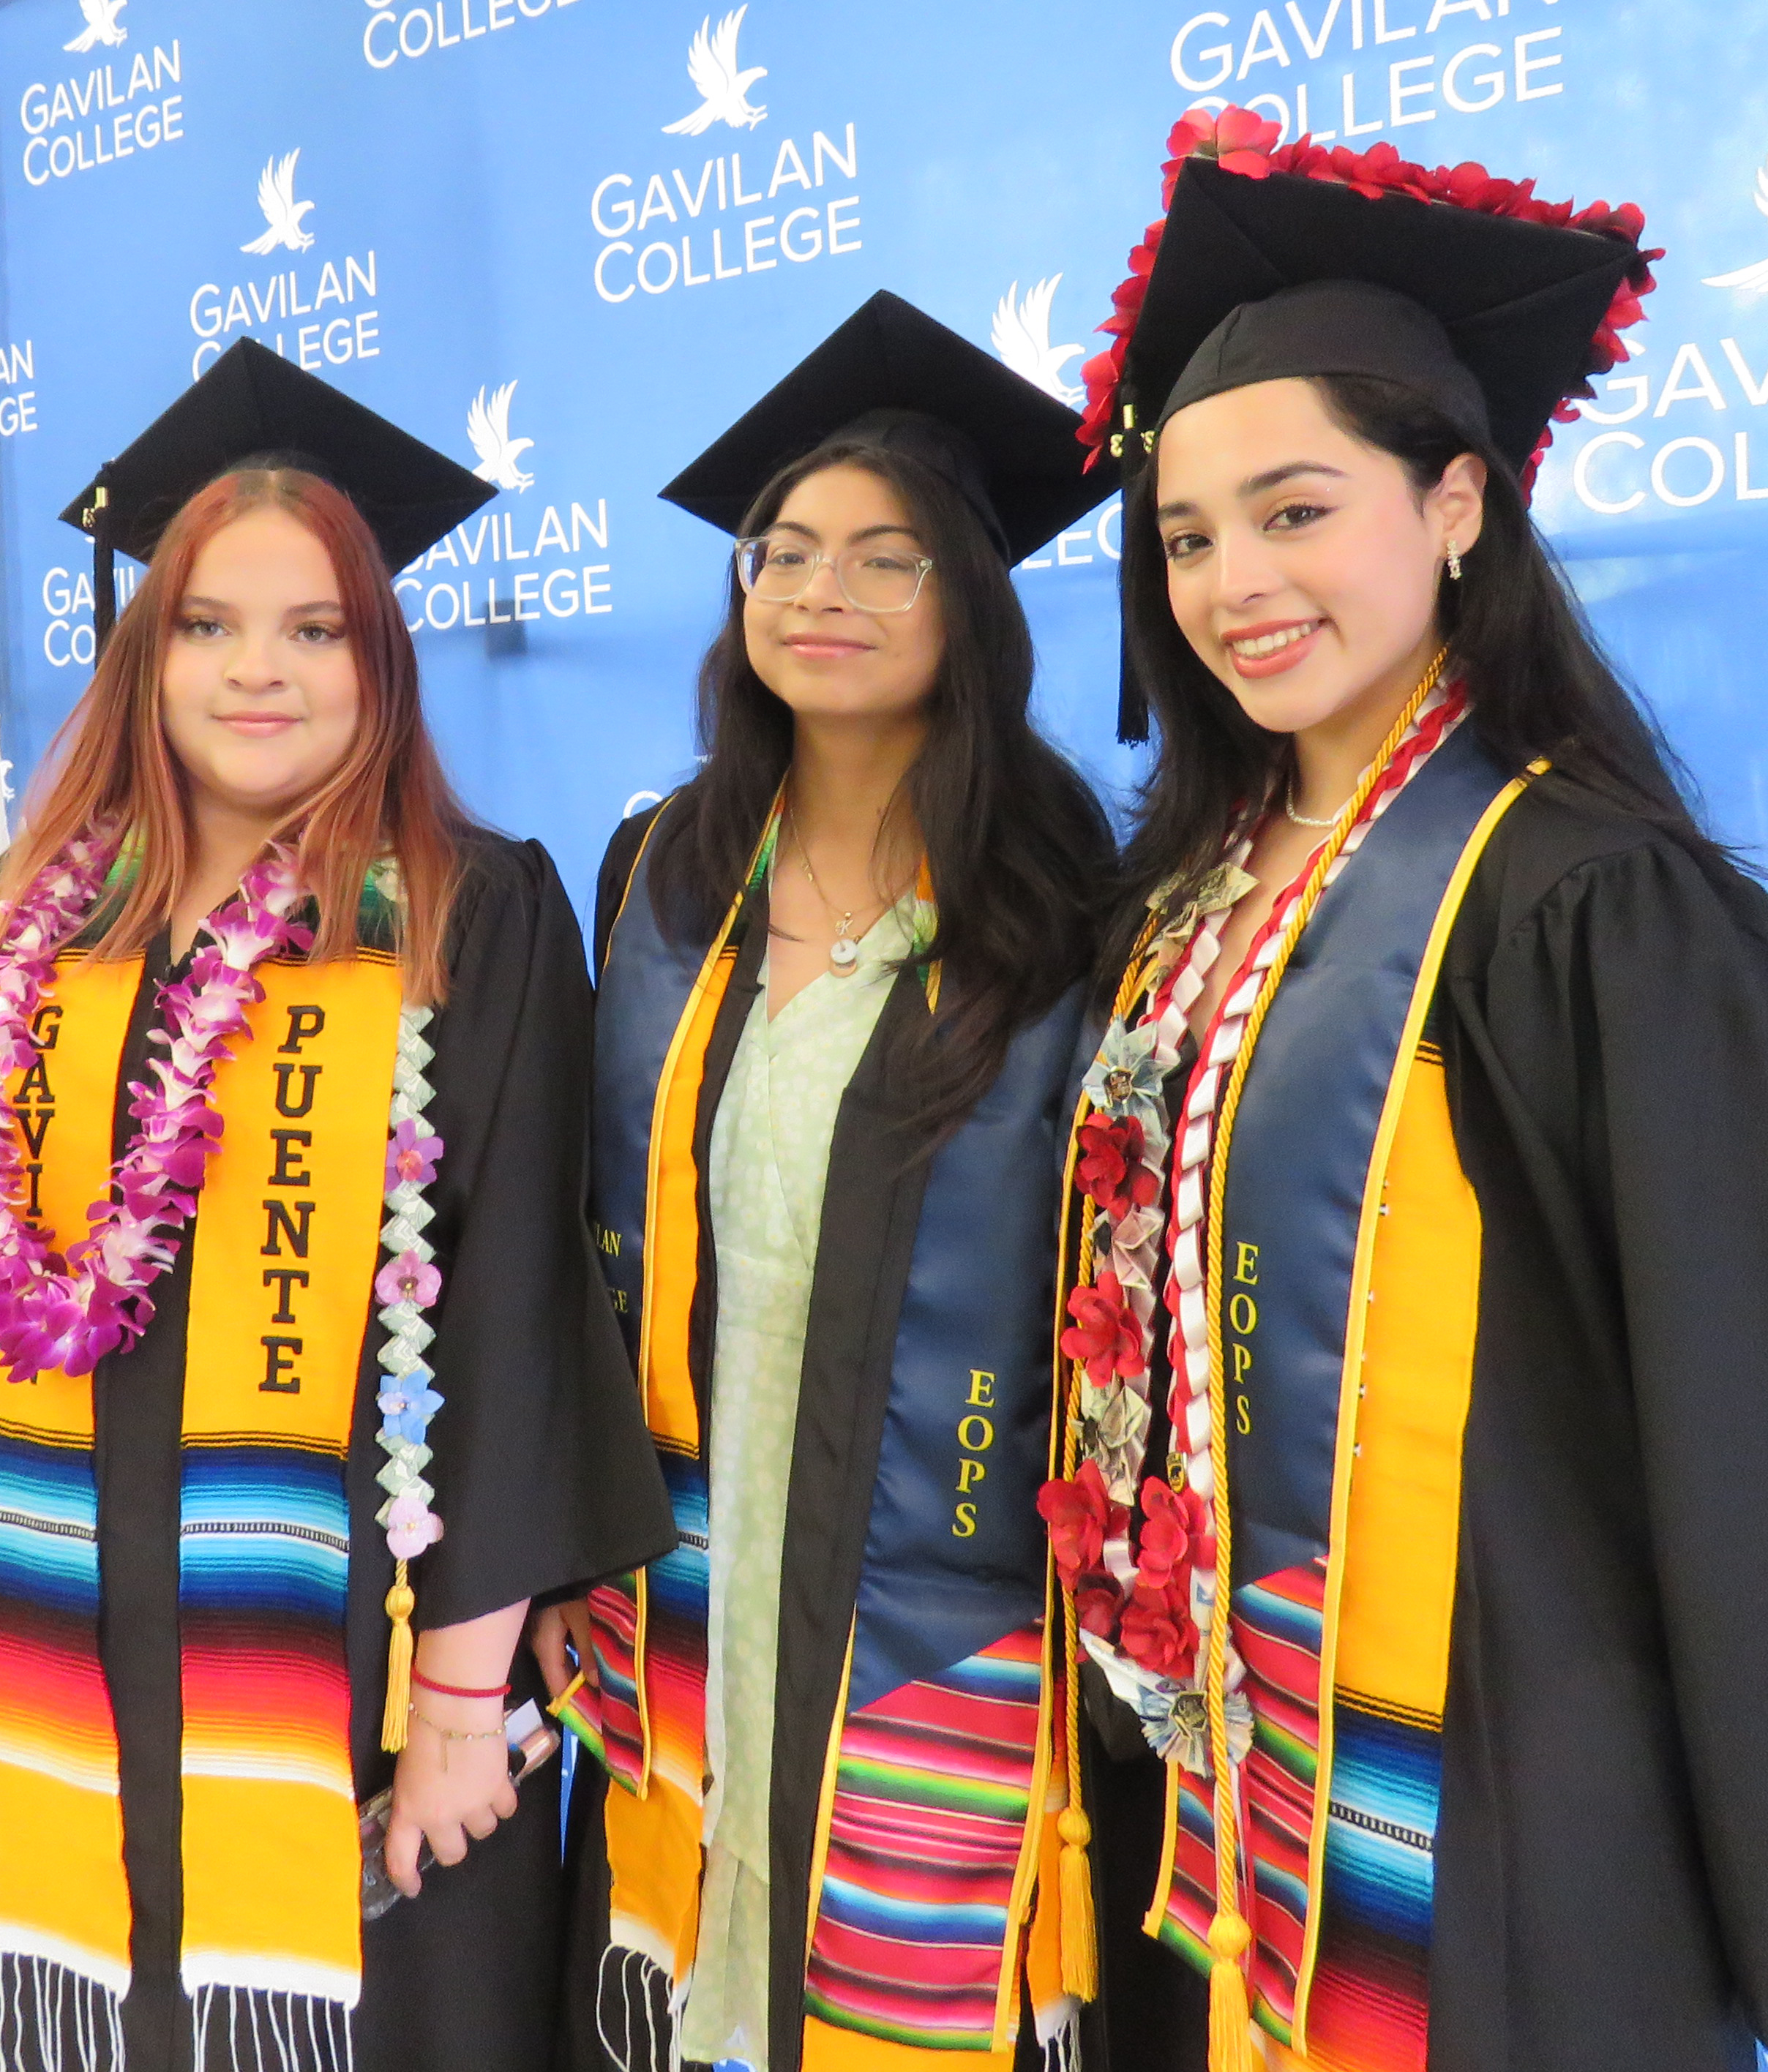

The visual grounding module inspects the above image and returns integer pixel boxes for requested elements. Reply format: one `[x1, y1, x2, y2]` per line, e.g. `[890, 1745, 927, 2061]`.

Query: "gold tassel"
[1207, 1910, 1254, 2072]
[381, 1561, 416, 1754]
[1057, 1803, 1098, 2001]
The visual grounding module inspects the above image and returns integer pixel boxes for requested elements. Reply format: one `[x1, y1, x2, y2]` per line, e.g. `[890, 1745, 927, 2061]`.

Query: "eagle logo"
[991, 277, 1085, 408]
[468, 383, 535, 494]
[241, 152, 316, 258]
[64, 0, 128, 53]
[662, 7, 768, 137]
[1703, 152, 1768, 294]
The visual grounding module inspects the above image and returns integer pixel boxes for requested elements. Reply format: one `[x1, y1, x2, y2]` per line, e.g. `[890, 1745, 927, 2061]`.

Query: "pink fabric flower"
[386, 1490, 444, 1561]
[386, 1116, 443, 1190]
[375, 1249, 442, 1309]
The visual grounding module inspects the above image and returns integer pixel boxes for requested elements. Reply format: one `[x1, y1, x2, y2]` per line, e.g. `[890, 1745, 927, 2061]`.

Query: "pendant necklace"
[787, 810, 865, 975]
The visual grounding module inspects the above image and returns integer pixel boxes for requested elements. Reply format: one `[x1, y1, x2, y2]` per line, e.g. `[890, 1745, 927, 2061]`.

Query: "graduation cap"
[659, 288, 1122, 568]
[61, 338, 495, 645]
[1087, 126, 1655, 737]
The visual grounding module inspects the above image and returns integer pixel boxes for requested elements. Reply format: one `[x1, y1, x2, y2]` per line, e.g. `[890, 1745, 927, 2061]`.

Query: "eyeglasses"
[735, 534, 935, 615]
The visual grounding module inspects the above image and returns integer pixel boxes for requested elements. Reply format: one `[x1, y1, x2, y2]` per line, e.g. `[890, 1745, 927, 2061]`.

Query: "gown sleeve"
[1450, 814, 1768, 2027]
[393, 832, 673, 1630]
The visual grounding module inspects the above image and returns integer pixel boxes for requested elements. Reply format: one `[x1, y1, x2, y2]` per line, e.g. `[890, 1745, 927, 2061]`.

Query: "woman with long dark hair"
[536, 293, 1117, 2072]
[1042, 113, 1768, 2072]
[0, 344, 671, 2072]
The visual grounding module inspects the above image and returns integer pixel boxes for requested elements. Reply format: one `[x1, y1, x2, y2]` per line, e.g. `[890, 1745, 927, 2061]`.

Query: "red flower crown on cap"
[1079, 105, 1663, 498]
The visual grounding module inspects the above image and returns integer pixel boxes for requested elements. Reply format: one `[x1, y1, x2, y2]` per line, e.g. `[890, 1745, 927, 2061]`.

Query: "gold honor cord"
[1198, 647, 1447, 2072]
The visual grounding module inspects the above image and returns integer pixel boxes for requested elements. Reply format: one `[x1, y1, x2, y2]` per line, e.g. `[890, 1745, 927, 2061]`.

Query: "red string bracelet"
[411, 1669, 512, 1700]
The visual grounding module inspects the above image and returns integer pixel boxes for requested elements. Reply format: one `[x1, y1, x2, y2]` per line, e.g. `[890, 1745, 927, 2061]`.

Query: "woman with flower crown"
[0, 343, 673, 2072]
[1041, 111, 1768, 2072]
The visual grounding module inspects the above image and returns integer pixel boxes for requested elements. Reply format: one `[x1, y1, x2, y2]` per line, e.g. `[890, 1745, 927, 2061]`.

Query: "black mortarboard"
[61, 338, 494, 644]
[1120, 158, 1638, 476]
[1101, 152, 1647, 737]
[659, 289, 1120, 567]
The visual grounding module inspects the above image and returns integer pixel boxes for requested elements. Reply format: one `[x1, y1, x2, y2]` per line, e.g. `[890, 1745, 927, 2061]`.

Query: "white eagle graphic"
[241, 152, 316, 258]
[64, 0, 128, 53]
[663, 7, 767, 137]
[1704, 154, 1768, 294]
[992, 277, 1085, 407]
[468, 383, 535, 494]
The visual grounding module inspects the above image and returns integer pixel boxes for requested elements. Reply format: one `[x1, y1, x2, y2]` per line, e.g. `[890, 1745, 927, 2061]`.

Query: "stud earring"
[1445, 539, 1463, 582]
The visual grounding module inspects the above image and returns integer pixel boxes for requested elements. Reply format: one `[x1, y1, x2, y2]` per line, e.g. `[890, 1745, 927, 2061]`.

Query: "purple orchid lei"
[0, 832, 312, 1383]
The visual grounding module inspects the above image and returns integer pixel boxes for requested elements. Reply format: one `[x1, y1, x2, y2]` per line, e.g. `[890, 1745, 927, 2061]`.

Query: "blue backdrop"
[1, 0, 1767, 917]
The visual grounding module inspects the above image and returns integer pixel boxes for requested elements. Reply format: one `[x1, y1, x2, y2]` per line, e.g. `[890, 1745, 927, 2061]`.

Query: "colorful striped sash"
[0, 947, 402, 2066]
[579, 803, 1082, 2068]
[1145, 730, 1535, 2065]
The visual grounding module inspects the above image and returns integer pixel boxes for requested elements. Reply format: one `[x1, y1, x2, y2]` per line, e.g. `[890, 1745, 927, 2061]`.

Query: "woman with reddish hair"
[0, 348, 671, 2072]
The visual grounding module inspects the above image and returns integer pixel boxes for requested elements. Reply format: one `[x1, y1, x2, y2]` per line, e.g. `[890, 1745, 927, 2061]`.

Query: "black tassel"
[89, 464, 116, 656]
[1112, 388, 1152, 745]
[1116, 623, 1150, 746]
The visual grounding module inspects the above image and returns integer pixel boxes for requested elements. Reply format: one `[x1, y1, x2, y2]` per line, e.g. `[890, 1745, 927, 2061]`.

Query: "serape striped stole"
[0, 947, 401, 2065]
[580, 811, 1075, 2068]
[1143, 734, 1536, 2068]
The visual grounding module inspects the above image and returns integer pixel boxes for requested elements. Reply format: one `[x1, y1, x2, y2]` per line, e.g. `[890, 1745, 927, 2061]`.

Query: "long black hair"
[1105, 372, 1720, 980]
[647, 435, 1115, 1140]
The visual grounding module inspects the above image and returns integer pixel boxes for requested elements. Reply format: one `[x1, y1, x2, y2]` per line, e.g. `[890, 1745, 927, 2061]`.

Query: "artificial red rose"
[1134, 1476, 1215, 1592]
[1135, 1510, 1188, 1591]
[1270, 139, 1331, 181]
[1119, 1585, 1201, 1682]
[1038, 1459, 1130, 1589]
[1060, 1270, 1146, 1389]
[1076, 1582, 1125, 1641]
[1077, 1114, 1158, 1223]
[1185, 105, 1281, 178]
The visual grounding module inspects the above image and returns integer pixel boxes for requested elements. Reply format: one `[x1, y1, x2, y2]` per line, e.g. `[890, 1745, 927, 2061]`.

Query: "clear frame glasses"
[734, 534, 935, 615]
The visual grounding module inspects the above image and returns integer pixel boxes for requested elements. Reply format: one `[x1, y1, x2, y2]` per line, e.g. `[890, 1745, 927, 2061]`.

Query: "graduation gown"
[561, 808, 1081, 2072]
[1090, 772, 1768, 2071]
[22, 833, 673, 2072]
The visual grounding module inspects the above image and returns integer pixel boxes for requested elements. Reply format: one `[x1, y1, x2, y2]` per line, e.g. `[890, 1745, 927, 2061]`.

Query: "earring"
[1445, 539, 1463, 582]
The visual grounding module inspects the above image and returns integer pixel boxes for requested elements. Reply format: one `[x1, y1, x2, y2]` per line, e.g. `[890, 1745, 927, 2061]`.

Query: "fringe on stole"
[0, 1956, 125, 2071]
[597, 1949, 681, 2072]
[190, 1987, 356, 2072]
[593, 1948, 1087, 2072]
[0, 1960, 358, 2072]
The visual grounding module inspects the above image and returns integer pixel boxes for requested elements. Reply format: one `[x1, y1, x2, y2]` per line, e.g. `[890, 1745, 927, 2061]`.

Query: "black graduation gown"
[26, 833, 673, 2072]
[1087, 774, 1768, 2072]
[561, 814, 1057, 2072]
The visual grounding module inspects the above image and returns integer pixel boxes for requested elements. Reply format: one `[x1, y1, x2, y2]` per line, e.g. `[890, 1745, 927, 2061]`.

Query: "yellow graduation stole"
[0, 945, 401, 2059]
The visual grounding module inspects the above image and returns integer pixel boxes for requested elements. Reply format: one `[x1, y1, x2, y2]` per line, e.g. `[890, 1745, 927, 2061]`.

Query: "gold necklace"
[784, 810, 875, 976]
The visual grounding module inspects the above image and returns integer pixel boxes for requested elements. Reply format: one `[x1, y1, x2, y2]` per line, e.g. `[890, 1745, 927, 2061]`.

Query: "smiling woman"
[544, 292, 1120, 2072]
[0, 354, 672, 2072]
[1051, 107, 1768, 2072]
